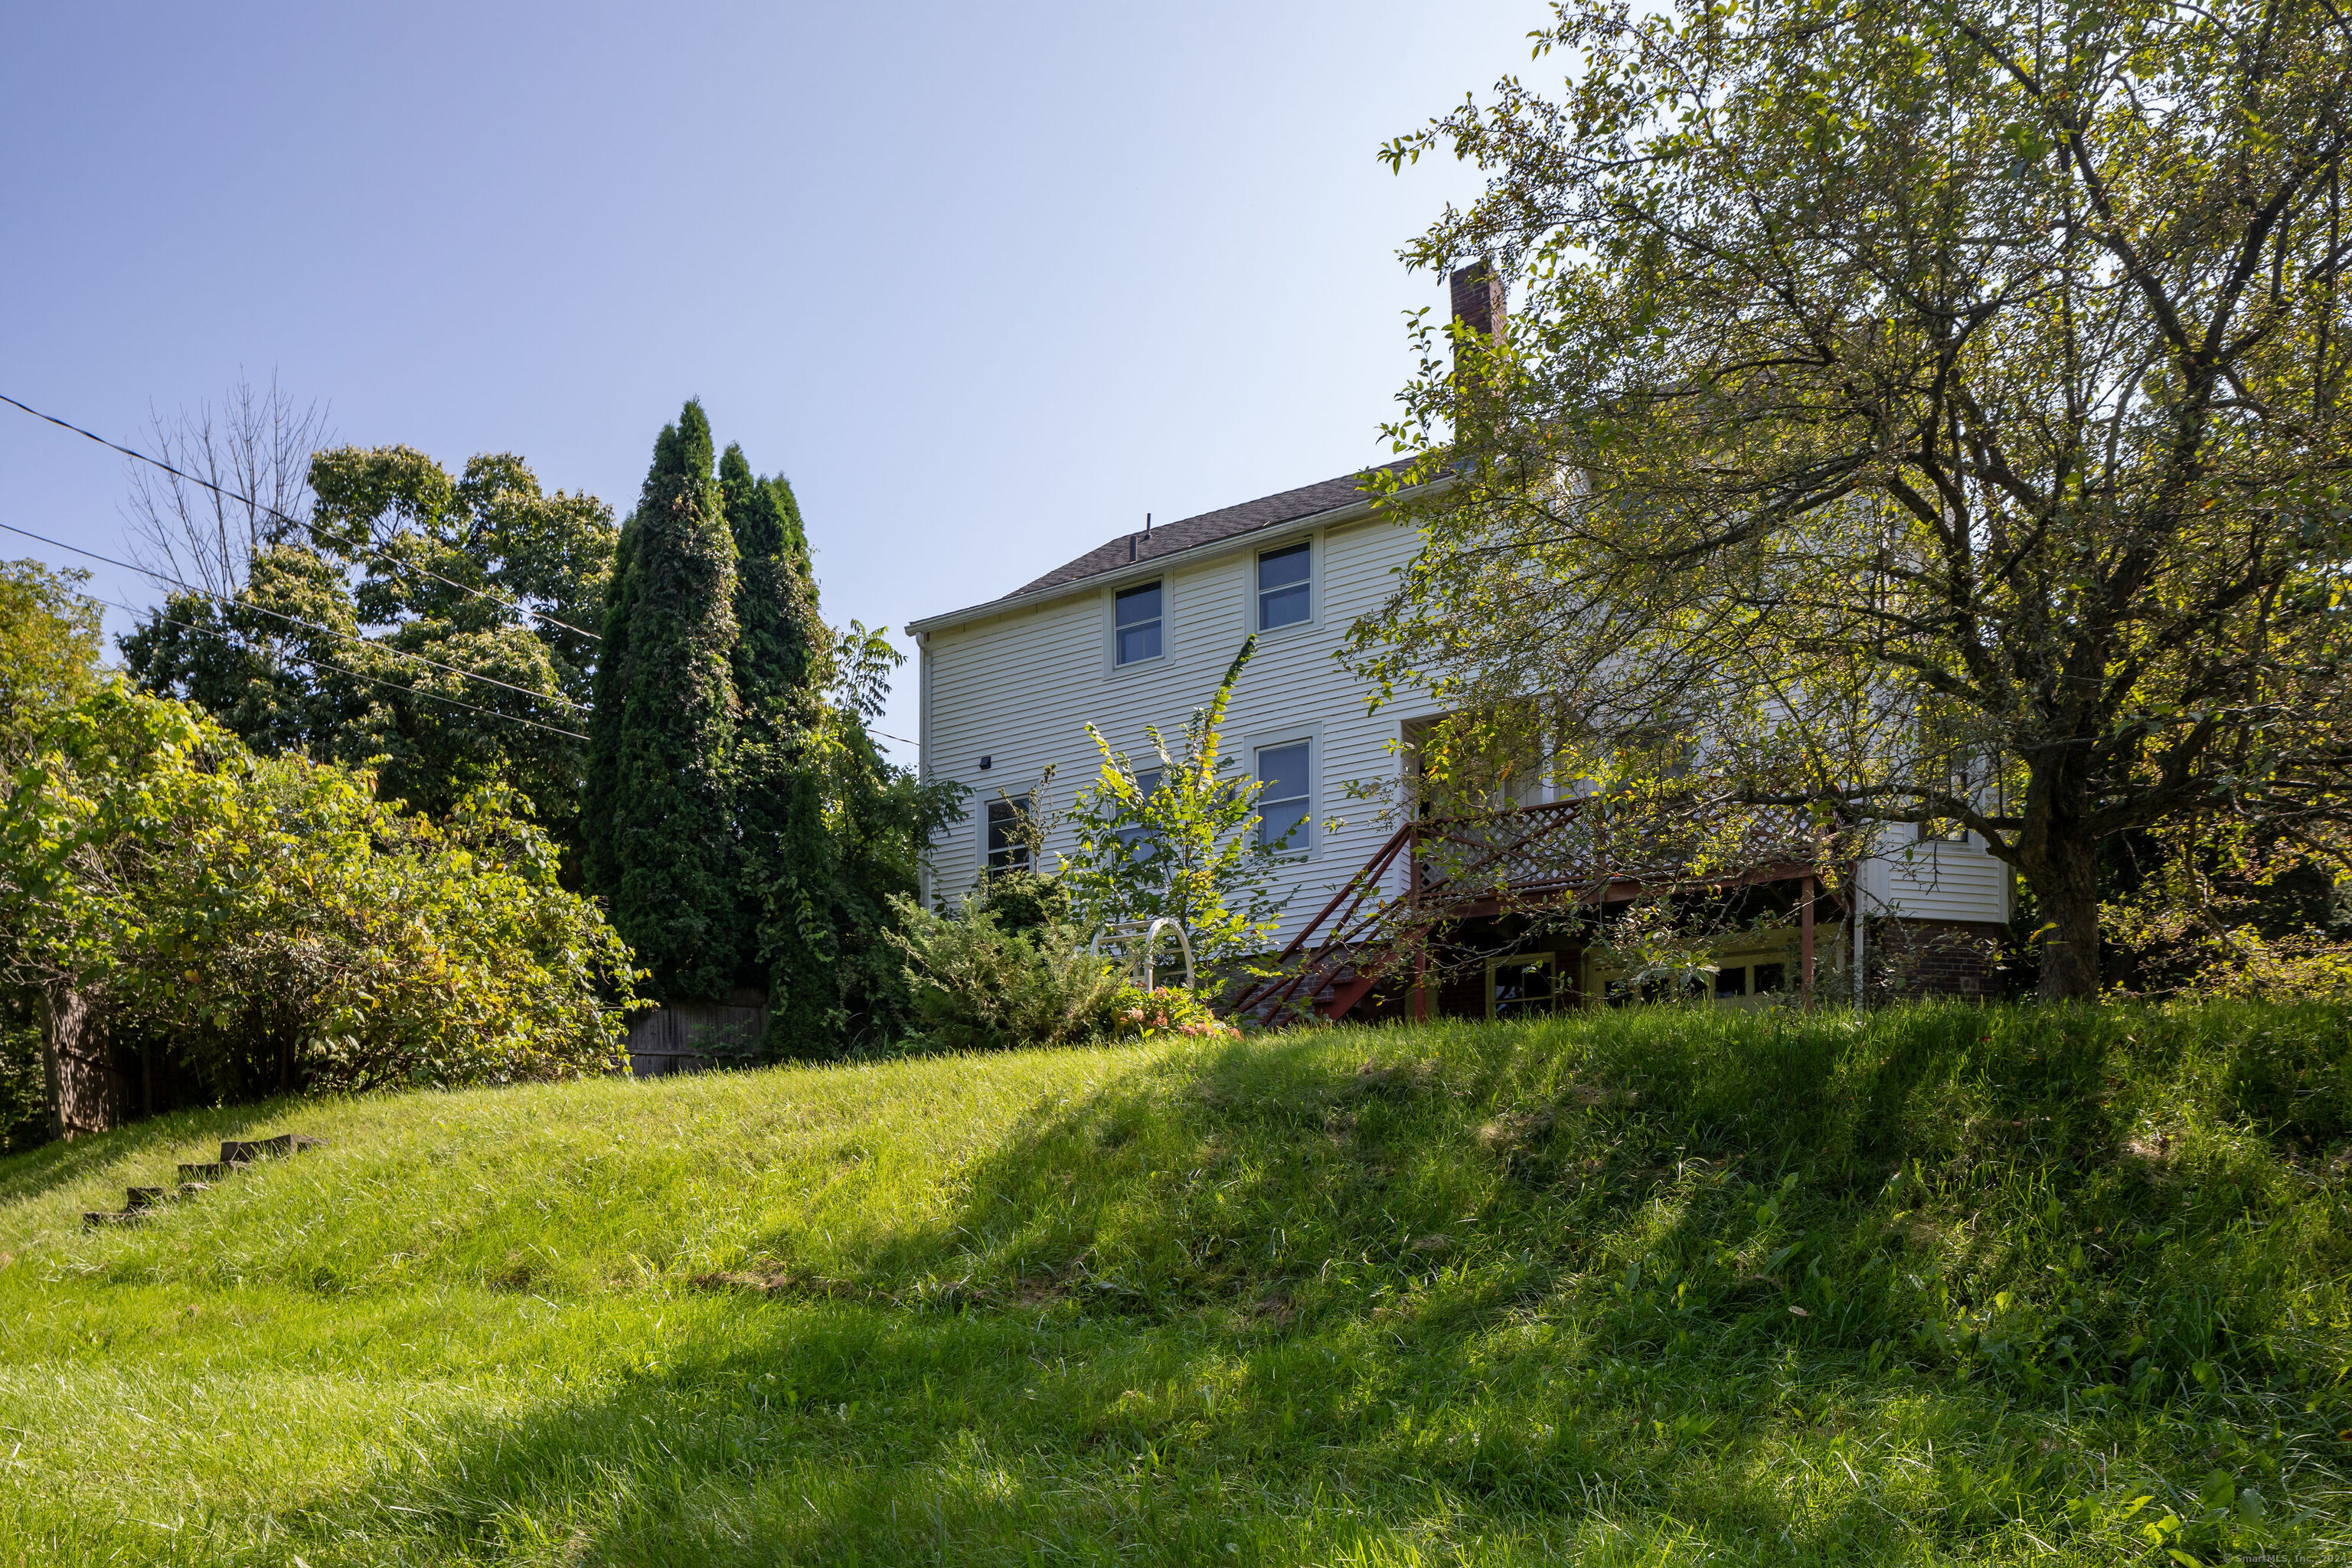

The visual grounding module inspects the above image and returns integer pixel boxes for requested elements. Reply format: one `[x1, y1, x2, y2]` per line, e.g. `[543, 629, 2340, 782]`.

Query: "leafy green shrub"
[1060, 638, 1295, 975]
[887, 893, 1122, 1052]
[1, 683, 638, 1096]
[969, 868, 1069, 939]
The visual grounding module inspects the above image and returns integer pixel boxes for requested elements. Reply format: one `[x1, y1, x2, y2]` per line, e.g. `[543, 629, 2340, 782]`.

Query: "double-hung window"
[1115, 581, 1162, 665]
[1256, 542, 1311, 629]
[1114, 769, 1164, 861]
[1254, 741, 1310, 851]
[985, 793, 1033, 874]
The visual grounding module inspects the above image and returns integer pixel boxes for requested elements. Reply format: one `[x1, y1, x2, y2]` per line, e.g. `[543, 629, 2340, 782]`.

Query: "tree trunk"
[2024, 835, 2104, 999]
[41, 985, 122, 1140]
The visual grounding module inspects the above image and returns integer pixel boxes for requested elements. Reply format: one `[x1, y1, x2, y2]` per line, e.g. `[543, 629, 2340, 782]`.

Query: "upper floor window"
[1115, 581, 1163, 665]
[1257, 542, 1311, 629]
[986, 793, 1033, 873]
[1255, 741, 1310, 851]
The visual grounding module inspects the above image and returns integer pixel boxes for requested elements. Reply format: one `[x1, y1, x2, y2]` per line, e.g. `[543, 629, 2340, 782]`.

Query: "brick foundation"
[1867, 917, 2010, 998]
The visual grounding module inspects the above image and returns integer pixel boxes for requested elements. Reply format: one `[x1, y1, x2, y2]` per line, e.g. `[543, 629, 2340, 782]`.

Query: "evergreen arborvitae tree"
[580, 402, 742, 1003]
[579, 523, 637, 900]
[720, 443, 837, 1054]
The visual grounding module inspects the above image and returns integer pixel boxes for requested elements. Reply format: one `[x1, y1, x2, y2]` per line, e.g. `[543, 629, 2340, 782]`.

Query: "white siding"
[917, 511, 1438, 946]
[917, 511, 2012, 946]
[1860, 828, 2014, 926]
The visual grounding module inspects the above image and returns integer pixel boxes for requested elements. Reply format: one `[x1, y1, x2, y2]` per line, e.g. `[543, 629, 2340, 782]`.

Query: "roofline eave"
[903, 472, 1454, 639]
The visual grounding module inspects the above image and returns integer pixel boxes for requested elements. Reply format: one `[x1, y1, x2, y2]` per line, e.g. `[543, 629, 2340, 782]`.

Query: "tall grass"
[1, 1001, 2346, 1564]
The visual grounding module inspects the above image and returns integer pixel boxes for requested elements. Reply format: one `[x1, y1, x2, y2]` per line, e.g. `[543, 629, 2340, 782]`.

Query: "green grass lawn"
[2, 1002, 2347, 1566]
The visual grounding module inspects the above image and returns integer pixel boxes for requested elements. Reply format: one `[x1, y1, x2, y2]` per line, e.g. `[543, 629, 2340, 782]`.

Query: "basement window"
[1115, 581, 1163, 665]
[1488, 954, 1557, 1020]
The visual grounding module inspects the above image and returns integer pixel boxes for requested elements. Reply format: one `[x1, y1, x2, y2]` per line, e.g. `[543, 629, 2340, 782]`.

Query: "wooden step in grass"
[84, 1132, 322, 1228]
[220, 1134, 321, 1165]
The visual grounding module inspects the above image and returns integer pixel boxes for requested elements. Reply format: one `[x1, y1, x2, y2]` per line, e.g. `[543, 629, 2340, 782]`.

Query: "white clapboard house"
[907, 276, 2012, 1021]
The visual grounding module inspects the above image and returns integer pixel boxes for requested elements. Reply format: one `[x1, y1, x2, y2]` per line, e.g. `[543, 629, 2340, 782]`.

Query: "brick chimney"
[1449, 259, 1505, 341]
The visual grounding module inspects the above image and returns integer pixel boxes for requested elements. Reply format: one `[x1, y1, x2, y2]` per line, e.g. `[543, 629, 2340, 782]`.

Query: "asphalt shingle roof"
[1001, 469, 1377, 601]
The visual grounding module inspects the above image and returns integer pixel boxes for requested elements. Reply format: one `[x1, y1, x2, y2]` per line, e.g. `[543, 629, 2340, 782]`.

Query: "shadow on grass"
[345, 1275, 2119, 1566]
[0, 1101, 286, 1210]
[348, 1004, 2350, 1565]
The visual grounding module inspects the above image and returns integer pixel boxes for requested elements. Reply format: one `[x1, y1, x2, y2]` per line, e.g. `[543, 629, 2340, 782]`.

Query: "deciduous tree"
[1061, 638, 1298, 973]
[1361, 0, 2352, 997]
[123, 372, 330, 600]
[0, 684, 635, 1107]
[122, 446, 616, 848]
[0, 560, 103, 763]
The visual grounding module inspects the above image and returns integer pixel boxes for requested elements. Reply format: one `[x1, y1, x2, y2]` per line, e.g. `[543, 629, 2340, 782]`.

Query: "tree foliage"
[0, 561, 106, 1145]
[720, 443, 833, 1049]
[0, 560, 103, 764]
[0, 684, 635, 1097]
[1060, 638, 1298, 974]
[1361, 0, 2352, 997]
[805, 621, 970, 1047]
[579, 402, 743, 1003]
[582, 407, 965, 1044]
[121, 445, 616, 848]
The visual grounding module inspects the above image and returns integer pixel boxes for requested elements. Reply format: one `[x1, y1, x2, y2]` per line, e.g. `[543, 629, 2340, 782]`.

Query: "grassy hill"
[2, 1002, 2347, 1566]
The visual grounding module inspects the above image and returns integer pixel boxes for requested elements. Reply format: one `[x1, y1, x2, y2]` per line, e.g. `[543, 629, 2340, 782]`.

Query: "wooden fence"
[625, 998, 769, 1078]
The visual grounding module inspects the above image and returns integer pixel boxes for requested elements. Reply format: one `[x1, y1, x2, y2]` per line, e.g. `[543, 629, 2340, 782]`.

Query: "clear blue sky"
[0, 2, 1542, 760]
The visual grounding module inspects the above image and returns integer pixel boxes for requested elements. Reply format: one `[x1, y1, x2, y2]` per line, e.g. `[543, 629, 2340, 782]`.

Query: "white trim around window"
[1243, 721, 1321, 861]
[1105, 577, 1168, 675]
[1249, 531, 1321, 637]
[982, 789, 1035, 876]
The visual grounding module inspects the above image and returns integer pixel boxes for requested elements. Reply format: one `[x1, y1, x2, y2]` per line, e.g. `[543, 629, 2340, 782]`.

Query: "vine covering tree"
[1358, 0, 2352, 997]
[720, 441, 834, 1050]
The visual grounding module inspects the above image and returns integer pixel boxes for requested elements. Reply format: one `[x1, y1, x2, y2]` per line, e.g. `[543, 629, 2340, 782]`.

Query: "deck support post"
[1408, 823, 1429, 1022]
[1800, 875, 1816, 1008]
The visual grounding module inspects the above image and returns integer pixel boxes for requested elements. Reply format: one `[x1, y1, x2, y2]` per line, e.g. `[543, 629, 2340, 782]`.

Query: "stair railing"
[1091, 916, 1197, 991]
[1226, 790, 1836, 1024]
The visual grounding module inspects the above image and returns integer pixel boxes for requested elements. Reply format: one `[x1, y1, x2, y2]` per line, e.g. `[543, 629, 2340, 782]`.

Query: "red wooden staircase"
[1226, 795, 1830, 1025]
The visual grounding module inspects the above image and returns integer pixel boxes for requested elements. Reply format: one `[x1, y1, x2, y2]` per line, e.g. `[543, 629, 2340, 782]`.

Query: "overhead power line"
[0, 518, 589, 716]
[5, 389, 918, 753]
[97, 594, 589, 743]
[9, 521, 926, 755]
[1, 390, 601, 641]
